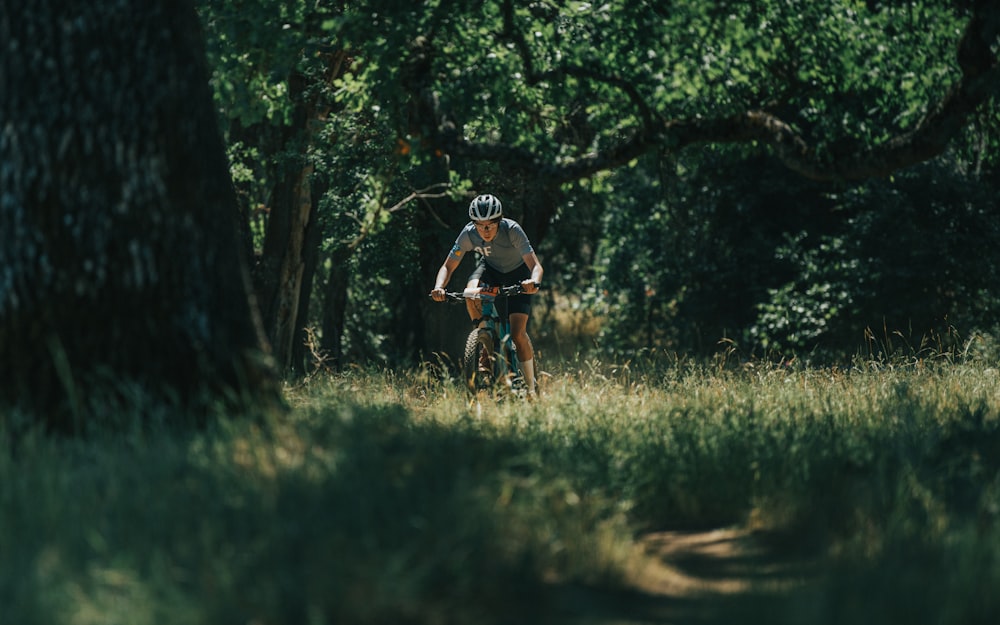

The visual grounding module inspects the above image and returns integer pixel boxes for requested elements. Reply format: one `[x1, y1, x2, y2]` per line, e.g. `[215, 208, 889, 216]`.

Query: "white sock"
[521, 359, 536, 394]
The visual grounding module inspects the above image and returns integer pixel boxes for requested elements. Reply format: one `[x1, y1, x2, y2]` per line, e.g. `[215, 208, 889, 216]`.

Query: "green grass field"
[3, 358, 1000, 624]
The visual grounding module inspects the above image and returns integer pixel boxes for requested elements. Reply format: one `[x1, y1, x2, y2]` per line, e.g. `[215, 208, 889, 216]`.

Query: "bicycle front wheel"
[462, 328, 497, 394]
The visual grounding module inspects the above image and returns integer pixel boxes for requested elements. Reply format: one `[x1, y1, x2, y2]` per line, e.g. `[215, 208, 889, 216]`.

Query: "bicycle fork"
[476, 299, 525, 396]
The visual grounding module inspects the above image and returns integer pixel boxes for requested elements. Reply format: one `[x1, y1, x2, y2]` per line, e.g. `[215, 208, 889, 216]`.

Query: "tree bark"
[257, 143, 314, 374]
[320, 248, 352, 369]
[255, 52, 345, 374]
[290, 192, 323, 375]
[0, 0, 281, 430]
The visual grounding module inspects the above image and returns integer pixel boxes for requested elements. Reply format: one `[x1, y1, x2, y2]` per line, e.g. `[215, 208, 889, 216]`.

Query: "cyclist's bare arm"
[520, 252, 543, 294]
[430, 256, 461, 302]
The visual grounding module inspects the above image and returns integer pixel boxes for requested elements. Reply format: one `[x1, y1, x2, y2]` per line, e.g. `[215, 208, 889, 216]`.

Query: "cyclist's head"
[468, 194, 503, 221]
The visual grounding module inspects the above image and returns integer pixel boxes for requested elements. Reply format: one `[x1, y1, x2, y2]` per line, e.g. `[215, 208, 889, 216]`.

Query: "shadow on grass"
[10, 382, 1000, 625]
[545, 526, 825, 625]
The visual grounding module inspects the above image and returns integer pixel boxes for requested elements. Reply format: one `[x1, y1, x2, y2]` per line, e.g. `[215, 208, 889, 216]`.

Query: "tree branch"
[439, 2, 999, 185]
[500, 0, 657, 133]
[345, 183, 453, 252]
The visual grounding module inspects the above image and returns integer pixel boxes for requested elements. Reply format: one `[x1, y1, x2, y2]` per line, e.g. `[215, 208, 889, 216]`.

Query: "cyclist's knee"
[512, 330, 531, 349]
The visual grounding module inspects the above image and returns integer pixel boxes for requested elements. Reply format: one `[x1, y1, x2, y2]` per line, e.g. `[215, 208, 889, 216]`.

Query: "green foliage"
[760, 1, 965, 147]
[590, 147, 827, 356]
[195, 0, 999, 366]
[752, 232, 861, 355]
[199, 0, 337, 126]
[589, 137, 1000, 363]
[752, 161, 1000, 360]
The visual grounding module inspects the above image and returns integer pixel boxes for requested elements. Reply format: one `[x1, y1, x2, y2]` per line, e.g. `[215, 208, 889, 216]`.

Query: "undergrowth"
[3, 359, 1000, 624]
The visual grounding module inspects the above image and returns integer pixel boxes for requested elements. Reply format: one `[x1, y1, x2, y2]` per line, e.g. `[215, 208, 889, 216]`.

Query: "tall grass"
[3, 360, 1000, 624]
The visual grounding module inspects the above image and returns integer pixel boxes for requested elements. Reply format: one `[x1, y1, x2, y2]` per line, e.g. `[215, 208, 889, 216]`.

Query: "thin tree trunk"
[255, 53, 345, 374]
[267, 160, 314, 373]
[290, 192, 323, 374]
[320, 249, 352, 369]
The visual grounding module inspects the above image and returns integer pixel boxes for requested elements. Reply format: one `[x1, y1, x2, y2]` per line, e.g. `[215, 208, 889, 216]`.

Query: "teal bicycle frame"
[442, 285, 524, 397]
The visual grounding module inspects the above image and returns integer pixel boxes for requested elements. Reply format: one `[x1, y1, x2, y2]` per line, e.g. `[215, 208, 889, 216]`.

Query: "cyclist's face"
[474, 217, 501, 241]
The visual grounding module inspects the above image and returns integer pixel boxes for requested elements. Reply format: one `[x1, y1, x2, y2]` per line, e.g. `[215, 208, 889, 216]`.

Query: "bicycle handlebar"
[430, 284, 533, 301]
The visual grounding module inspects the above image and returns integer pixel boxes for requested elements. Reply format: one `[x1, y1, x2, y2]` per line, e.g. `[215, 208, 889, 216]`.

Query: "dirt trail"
[550, 527, 823, 624]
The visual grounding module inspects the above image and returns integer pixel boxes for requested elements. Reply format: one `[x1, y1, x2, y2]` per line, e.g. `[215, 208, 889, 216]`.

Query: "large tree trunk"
[0, 0, 280, 430]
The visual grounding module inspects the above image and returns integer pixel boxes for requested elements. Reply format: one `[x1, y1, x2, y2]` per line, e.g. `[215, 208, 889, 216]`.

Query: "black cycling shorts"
[470, 259, 533, 316]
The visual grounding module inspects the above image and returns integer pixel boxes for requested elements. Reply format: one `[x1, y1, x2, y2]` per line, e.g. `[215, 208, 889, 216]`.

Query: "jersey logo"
[475, 245, 492, 256]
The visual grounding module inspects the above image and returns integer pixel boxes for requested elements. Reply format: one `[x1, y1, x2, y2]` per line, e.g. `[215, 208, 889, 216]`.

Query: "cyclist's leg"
[505, 264, 536, 395]
[465, 259, 487, 326]
[510, 312, 536, 395]
[510, 313, 533, 361]
[464, 278, 483, 326]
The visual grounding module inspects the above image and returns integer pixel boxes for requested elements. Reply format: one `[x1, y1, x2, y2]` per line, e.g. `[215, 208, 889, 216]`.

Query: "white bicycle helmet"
[468, 194, 503, 221]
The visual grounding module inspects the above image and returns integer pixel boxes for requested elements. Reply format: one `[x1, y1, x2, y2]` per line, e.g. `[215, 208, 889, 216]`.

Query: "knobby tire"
[463, 328, 497, 394]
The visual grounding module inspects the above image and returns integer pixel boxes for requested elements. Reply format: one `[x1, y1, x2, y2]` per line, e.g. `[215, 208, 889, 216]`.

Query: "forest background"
[198, 0, 1000, 376]
[2, 3, 1000, 623]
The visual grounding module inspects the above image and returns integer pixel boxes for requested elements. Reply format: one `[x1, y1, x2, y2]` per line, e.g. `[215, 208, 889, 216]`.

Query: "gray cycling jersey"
[448, 218, 533, 274]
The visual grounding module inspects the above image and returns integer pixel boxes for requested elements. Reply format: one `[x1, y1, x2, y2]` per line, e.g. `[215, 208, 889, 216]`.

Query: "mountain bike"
[437, 284, 528, 398]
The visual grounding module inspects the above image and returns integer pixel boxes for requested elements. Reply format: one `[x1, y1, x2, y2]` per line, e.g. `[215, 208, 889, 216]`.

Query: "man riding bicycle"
[430, 194, 544, 397]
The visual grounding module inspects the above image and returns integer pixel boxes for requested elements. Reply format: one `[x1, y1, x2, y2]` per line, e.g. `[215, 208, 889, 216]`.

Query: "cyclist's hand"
[430, 287, 446, 302]
[521, 279, 540, 294]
